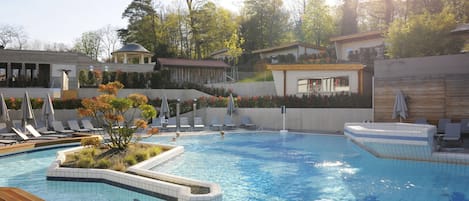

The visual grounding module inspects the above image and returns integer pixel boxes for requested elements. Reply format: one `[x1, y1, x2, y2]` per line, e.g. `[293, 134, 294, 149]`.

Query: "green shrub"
[79, 148, 98, 157]
[77, 156, 95, 168]
[134, 150, 149, 162]
[81, 137, 101, 147]
[124, 155, 137, 166]
[148, 146, 162, 157]
[95, 159, 111, 169]
[111, 160, 126, 171]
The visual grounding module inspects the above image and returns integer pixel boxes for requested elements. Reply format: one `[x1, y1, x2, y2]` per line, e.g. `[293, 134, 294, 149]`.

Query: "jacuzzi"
[344, 122, 438, 161]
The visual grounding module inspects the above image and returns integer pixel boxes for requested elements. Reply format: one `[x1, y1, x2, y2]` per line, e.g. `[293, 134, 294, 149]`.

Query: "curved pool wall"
[47, 143, 222, 201]
[344, 122, 460, 163]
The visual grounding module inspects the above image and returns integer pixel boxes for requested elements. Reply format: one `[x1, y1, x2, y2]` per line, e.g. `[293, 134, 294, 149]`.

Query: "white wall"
[272, 70, 359, 96]
[203, 108, 372, 132]
[7, 107, 371, 132]
[77, 88, 211, 101]
[336, 38, 384, 61]
[206, 82, 276, 97]
[0, 88, 61, 98]
[0, 88, 210, 101]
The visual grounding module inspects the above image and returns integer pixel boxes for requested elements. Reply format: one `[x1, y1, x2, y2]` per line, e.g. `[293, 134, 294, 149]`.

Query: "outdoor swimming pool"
[0, 148, 163, 201]
[146, 132, 469, 201]
[1, 132, 469, 201]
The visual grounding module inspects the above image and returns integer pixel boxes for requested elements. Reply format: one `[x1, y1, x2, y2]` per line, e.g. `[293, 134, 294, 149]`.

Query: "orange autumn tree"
[78, 81, 157, 150]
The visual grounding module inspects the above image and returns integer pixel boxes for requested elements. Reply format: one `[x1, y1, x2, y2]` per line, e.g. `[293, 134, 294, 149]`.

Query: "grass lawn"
[238, 71, 273, 82]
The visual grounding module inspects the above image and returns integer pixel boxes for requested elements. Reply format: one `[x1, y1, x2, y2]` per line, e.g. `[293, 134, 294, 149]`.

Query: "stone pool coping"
[46, 143, 222, 201]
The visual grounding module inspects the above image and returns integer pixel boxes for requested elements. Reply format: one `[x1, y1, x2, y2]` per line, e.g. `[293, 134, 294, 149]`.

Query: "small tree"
[385, 9, 464, 58]
[78, 81, 157, 150]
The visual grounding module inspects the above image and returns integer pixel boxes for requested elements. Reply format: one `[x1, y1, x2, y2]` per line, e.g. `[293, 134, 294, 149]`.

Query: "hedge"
[4, 93, 371, 116]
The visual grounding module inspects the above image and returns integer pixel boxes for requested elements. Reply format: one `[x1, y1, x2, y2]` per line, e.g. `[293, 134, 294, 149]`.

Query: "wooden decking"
[0, 187, 44, 201]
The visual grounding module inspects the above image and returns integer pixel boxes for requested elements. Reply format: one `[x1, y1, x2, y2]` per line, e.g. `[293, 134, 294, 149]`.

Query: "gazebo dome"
[112, 43, 151, 54]
[111, 43, 153, 64]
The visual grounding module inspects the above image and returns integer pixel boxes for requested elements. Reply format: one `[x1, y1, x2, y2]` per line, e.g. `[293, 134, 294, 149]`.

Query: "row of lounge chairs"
[4, 119, 103, 135]
[415, 118, 469, 146]
[0, 124, 71, 145]
[0, 119, 105, 145]
[151, 115, 257, 131]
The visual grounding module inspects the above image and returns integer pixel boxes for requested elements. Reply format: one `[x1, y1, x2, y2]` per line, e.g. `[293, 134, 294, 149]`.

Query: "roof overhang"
[252, 42, 324, 54]
[451, 23, 469, 35]
[330, 31, 384, 43]
[267, 64, 364, 71]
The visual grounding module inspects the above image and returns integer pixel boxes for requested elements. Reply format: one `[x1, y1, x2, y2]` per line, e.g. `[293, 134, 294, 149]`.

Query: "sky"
[1, 0, 338, 48]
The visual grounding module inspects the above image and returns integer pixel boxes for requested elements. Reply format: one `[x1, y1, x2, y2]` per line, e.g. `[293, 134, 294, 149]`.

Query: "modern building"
[0, 49, 100, 89]
[267, 63, 369, 96]
[330, 30, 385, 62]
[0, 43, 232, 90]
[266, 32, 386, 97]
[252, 42, 324, 64]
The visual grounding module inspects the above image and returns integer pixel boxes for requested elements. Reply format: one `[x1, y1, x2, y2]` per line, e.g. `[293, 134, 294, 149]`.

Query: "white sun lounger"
[0, 139, 17, 145]
[179, 117, 191, 131]
[240, 116, 256, 129]
[12, 127, 56, 141]
[194, 117, 205, 130]
[223, 115, 236, 130]
[209, 117, 222, 131]
[25, 125, 68, 138]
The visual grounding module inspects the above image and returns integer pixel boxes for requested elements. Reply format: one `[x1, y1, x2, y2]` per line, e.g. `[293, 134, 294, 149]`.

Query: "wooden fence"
[374, 54, 469, 124]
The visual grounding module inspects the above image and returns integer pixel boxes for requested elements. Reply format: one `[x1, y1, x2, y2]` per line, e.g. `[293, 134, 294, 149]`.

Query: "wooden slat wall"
[169, 67, 225, 84]
[445, 74, 469, 119]
[374, 74, 469, 124]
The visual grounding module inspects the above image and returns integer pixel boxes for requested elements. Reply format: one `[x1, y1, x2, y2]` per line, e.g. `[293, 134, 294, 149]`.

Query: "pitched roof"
[209, 48, 229, 57]
[330, 31, 384, 43]
[252, 42, 323, 54]
[267, 64, 364, 71]
[157, 58, 230, 68]
[112, 43, 151, 54]
[451, 23, 469, 35]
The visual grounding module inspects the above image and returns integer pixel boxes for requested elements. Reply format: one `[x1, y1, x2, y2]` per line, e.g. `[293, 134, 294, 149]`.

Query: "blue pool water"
[146, 132, 469, 201]
[0, 148, 163, 201]
[1, 133, 469, 201]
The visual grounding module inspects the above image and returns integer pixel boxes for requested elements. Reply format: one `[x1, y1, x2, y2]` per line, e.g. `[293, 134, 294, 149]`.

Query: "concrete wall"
[0, 88, 210, 101]
[374, 54, 469, 78]
[206, 82, 276, 96]
[8, 107, 372, 133]
[77, 88, 211, 101]
[0, 88, 62, 98]
[8, 109, 79, 124]
[202, 107, 372, 132]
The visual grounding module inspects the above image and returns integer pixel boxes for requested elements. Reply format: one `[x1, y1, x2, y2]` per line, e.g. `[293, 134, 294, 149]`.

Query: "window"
[0, 63, 6, 81]
[334, 76, 349, 92]
[270, 56, 278, 64]
[297, 79, 322, 93]
[298, 76, 350, 94]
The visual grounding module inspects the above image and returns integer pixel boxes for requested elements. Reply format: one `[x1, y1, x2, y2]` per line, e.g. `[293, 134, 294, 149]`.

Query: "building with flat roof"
[267, 63, 370, 96]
